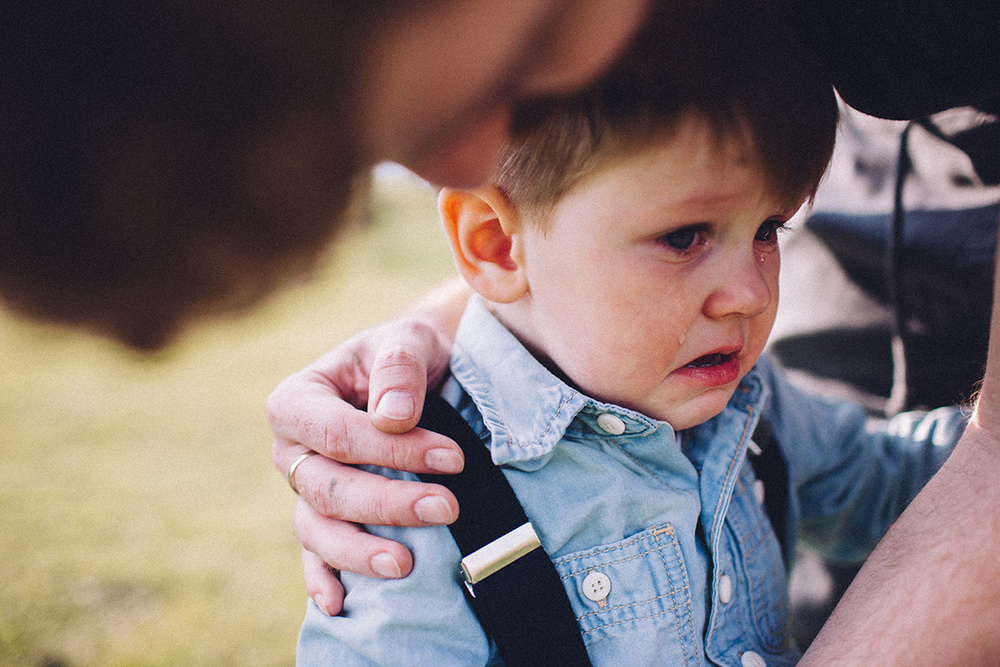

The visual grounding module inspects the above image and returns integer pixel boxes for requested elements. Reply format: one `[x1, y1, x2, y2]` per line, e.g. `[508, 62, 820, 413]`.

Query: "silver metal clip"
[460, 522, 542, 585]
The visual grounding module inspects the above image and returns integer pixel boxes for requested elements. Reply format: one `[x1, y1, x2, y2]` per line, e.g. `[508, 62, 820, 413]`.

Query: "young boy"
[296, 2, 968, 665]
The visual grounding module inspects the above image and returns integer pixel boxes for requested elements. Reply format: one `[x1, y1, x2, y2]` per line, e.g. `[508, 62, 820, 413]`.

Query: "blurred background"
[0, 167, 454, 667]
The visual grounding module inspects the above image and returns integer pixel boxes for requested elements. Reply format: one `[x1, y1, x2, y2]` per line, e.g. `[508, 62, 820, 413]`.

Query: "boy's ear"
[438, 186, 528, 304]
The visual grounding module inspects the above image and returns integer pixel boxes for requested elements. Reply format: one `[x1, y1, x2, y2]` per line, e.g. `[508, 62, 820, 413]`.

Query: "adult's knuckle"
[309, 473, 347, 520]
[367, 492, 397, 527]
[375, 347, 424, 374]
[270, 438, 286, 468]
[292, 505, 315, 546]
[264, 390, 281, 426]
[384, 437, 420, 472]
[265, 376, 295, 425]
[321, 411, 356, 459]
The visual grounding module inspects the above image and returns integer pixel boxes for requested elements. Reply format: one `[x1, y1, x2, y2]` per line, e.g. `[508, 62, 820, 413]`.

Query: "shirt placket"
[699, 395, 771, 666]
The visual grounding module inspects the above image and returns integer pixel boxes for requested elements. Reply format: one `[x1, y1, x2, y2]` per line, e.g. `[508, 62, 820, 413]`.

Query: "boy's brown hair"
[494, 0, 839, 219]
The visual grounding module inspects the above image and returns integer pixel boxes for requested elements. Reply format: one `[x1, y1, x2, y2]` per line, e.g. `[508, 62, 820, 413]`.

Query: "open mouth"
[684, 352, 733, 368]
[674, 349, 742, 387]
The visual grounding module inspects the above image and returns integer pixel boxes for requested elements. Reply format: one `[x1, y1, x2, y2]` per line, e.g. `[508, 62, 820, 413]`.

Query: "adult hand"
[269, 315, 462, 616]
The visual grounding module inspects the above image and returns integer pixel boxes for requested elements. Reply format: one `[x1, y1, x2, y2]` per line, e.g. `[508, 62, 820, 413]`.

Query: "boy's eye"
[755, 219, 787, 243]
[654, 224, 710, 262]
[661, 226, 702, 250]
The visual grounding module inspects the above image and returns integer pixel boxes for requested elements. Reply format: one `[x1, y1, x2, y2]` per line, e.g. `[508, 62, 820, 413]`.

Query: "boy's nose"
[702, 252, 774, 320]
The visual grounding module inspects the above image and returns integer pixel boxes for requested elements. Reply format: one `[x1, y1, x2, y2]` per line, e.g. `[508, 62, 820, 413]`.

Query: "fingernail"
[425, 448, 463, 474]
[375, 390, 415, 421]
[414, 495, 455, 524]
[313, 594, 331, 616]
[371, 552, 403, 579]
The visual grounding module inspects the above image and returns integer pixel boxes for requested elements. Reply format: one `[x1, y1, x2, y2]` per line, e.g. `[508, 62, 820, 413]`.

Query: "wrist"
[393, 275, 470, 346]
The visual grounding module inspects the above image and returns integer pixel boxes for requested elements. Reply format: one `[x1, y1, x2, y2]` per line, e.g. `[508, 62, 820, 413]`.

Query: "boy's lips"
[672, 347, 743, 387]
[684, 352, 733, 368]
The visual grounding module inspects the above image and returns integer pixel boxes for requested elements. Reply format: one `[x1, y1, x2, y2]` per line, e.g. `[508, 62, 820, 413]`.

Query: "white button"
[582, 571, 612, 602]
[741, 650, 767, 667]
[596, 413, 626, 435]
[718, 573, 732, 604]
[752, 479, 766, 505]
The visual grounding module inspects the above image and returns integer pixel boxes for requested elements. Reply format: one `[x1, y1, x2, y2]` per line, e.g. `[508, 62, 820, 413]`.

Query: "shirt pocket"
[551, 524, 700, 664]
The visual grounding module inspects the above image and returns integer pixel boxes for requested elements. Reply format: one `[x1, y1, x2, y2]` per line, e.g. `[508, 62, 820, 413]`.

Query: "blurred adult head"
[0, 0, 649, 348]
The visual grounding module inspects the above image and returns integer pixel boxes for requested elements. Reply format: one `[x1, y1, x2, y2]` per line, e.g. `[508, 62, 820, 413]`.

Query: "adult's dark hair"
[0, 1, 400, 349]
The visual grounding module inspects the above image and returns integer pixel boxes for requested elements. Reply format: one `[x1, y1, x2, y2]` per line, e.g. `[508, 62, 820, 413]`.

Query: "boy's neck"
[486, 297, 572, 386]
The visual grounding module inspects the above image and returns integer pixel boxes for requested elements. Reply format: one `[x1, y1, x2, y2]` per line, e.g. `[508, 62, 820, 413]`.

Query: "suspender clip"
[460, 522, 541, 585]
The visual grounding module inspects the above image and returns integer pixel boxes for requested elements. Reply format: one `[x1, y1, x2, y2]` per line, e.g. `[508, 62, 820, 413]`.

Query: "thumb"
[367, 320, 450, 433]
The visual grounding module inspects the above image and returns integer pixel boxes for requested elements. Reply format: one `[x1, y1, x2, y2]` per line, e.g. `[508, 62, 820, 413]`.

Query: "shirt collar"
[450, 297, 665, 468]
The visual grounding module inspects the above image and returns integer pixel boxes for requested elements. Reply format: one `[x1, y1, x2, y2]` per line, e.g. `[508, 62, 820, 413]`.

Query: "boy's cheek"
[744, 319, 776, 371]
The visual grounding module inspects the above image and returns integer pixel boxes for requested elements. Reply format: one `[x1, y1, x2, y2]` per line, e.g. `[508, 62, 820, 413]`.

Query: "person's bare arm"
[800, 234, 1000, 666]
[268, 276, 472, 615]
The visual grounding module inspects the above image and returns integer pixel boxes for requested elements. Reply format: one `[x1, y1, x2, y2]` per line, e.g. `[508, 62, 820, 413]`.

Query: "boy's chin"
[661, 390, 736, 431]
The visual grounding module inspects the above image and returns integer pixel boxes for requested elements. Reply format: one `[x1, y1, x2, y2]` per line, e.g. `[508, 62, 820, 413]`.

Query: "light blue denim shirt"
[298, 296, 967, 666]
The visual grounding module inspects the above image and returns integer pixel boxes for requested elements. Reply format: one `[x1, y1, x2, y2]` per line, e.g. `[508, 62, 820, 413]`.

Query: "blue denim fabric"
[298, 296, 967, 666]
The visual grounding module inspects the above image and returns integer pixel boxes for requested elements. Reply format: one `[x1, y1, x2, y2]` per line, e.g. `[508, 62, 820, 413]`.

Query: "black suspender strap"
[418, 393, 592, 667]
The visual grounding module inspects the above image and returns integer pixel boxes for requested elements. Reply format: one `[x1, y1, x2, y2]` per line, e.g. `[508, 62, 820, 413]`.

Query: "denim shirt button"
[741, 650, 767, 667]
[752, 479, 766, 505]
[596, 413, 626, 435]
[718, 573, 733, 604]
[582, 571, 612, 602]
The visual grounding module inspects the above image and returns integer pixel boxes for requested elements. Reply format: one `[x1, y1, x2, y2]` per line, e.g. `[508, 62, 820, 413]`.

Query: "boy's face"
[502, 119, 799, 430]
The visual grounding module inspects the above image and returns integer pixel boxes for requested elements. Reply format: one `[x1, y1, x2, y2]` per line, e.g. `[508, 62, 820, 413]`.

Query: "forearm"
[800, 418, 1000, 665]
[394, 274, 472, 348]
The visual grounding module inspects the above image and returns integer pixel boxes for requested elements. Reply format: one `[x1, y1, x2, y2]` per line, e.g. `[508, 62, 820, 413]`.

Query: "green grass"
[0, 172, 454, 666]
